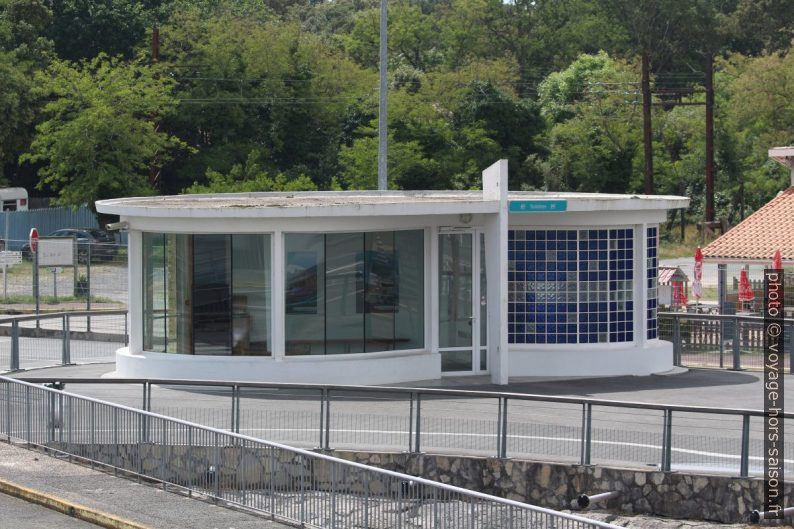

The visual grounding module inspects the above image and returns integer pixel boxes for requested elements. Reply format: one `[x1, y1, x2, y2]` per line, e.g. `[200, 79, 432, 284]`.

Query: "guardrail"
[659, 312, 794, 371]
[0, 310, 127, 372]
[16, 375, 794, 479]
[0, 376, 619, 529]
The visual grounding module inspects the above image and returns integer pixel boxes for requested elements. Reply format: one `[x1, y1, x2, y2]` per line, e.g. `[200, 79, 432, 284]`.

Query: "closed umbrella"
[692, 247, 703, 303]
[738, 269, 755, 311]
[773, 249, 783, 271]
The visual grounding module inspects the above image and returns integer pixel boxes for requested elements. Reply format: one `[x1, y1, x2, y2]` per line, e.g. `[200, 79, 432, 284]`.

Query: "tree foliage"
[21, 55, 186, 206]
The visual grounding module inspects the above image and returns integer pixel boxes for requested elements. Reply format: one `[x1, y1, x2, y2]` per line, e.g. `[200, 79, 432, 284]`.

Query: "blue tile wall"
[646, 226, 658, 339]
[508, 228, 634, 345]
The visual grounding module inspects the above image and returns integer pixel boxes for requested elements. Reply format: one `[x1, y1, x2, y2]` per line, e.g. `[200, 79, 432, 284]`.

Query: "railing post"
[230, 385, 237, 433]
[318, 389, 325, 449]
[324, 389, 331, 450]
[414, 392, 421, 453]
[10, 320, 19, 371]
[672, 316, 681, 366]
[583, 402, 592, 465]
[739, 414, 750, 478]
[5, 382, 11, 441]
[408, 392, 414, 452]
[499, 397, 508, 459]
[732, 316, 741, 370]
[787, 321, 793, 375]
[61, 314, 71, 366]
[661, 409, 673, 472]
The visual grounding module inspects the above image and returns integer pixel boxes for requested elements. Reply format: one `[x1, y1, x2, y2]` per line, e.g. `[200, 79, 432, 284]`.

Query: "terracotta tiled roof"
[658, 266, 687, 285]
[702, 187, 794, 263]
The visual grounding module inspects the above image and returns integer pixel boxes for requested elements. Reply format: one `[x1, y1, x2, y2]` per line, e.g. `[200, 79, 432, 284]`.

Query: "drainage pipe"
[570, 491, 620, 510]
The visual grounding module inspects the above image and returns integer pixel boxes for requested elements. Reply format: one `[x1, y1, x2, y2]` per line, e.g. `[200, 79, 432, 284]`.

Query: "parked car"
[21, 228, 118, 263]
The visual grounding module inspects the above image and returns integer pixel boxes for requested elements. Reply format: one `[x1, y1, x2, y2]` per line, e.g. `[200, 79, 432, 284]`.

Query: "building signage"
[508, 199, 568, 213]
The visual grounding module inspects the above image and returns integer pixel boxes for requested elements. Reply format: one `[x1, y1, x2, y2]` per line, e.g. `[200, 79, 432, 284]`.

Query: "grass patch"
[659, 224, 720, 260]
[0, 295, 116, 304]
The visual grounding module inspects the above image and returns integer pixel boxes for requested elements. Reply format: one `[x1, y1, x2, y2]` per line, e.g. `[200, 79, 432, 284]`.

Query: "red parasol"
[692, 247, 703, 300]
[673, 281, 688, 309]
[738, 269, 755, 303]
[773, 249, 783, 271]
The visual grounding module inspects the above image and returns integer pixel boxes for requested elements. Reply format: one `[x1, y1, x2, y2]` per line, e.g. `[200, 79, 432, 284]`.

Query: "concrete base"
[114, 347, 442, 385]
[508, 340, 673, 377]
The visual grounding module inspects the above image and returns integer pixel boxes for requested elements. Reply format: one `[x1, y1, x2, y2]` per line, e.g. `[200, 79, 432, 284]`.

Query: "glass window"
[285, 230, 424, 355]
[232, 234, 271, 355]
[142, 233, 271, 356]
[507, 228, 634, 345]
[647, 226, 658, 339]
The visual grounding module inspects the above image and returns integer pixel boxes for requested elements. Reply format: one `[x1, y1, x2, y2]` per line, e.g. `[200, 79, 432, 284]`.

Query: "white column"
[127, 229, 143, 354]
[427, 226, 438, 354]
[483, 160, 509, 384]
[272, 230, 285, 360]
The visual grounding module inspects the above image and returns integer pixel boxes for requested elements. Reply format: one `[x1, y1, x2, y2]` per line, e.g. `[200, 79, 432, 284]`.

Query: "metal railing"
[16, 376, 794, 480]
[0, 310, 127, 372]
[0, 376, 619, 529]
[659, 312, 794, 371]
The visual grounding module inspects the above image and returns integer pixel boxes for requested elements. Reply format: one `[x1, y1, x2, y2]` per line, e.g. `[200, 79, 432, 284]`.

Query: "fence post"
[672, 316, 681, 366]
[86, 244, 91, 332]
[661, 409, 673, 472]
[231, 385, 238, 433]
[10, 320, 19, 371]
[732, 316, 741, 370]
[61, 313, 71, 366]
[414, 392, 421, 453]
[739, 414, 750, 478]
[408, 393, 414, 453]
[582, 402, 592, 465]
[787, 321, 793, 375]
[324, 389, 331, 450]
[499, 397, 508, 459]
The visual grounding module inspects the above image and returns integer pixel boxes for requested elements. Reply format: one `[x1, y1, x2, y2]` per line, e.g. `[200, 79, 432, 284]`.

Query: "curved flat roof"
[96, 190, 688, 218]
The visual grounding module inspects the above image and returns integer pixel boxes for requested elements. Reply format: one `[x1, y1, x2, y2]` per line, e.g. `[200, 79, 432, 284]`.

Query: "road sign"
[29, 227, 38, 253]
[0, 251, 22, 265]
[508, 200, 568, 213]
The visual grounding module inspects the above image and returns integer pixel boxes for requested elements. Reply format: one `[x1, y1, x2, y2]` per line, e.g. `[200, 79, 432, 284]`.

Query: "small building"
[97, 161, 688, 385]
[702, 147, 794, 315]
[657, 266, 689, 309]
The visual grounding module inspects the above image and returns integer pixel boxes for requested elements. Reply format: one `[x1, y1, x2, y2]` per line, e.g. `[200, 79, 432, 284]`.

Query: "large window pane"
[285, 234, 325, 355]
[192, 235, 231, 355]
[143, 233, 166, 352]
[232, 234, 271, 355]
[365, 231, 395, 352]
[395, 230, 424, 350]
[285, 230, 425, 356]
[166, 234, 191, 354]
[326, 233, 364, 354]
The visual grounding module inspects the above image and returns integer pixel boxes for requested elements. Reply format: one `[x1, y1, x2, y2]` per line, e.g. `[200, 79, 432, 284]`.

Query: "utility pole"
[149, 27, 161, 190]
[377, 0, 388, 191]
[641, 51, 654, 195]
[704, 52, 715, 223]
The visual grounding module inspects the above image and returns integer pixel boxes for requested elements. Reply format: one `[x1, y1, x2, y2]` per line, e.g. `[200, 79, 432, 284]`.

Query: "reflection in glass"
[285, 230, 424, 356]
[232, 234, 271, 355]
[326, 233, 363, 354]
[142, 233, 271, 356]
[285, 234, 325, 355]
[439, 233, 473, 348]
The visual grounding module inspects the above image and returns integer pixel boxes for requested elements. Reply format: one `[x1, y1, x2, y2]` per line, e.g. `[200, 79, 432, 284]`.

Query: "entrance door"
[438, 230, 487, 374]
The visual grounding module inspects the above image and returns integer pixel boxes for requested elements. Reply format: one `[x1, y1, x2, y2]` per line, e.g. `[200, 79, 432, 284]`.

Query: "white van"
[0, 188, 28, 211]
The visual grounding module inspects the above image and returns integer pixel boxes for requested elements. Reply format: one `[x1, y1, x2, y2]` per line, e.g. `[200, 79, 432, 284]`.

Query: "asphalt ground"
[0, 442, 292, 529]
[0, 490, 101, 529]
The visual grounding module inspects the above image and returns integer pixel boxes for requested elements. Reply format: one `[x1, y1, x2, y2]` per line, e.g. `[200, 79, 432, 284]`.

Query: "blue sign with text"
[508, 200, 568, 213]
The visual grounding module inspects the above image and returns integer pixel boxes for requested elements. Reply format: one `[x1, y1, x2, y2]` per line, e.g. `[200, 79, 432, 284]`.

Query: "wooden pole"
[641, 51, 654, 195]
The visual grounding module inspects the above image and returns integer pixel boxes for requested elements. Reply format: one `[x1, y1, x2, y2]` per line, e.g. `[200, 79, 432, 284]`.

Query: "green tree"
[185, 151, 319, 193]
[21, 54, 187, 206]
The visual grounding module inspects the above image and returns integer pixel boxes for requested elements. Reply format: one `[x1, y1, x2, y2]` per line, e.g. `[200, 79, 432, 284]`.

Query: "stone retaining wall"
[327, 450, 789, 524]
[48, 442, 790, 523]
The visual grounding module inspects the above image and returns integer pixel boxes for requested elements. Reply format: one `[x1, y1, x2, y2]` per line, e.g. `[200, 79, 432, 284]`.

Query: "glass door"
[439, 230, 487, 374]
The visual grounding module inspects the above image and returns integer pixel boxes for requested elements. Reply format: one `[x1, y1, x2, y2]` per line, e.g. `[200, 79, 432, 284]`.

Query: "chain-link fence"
[0, 239, 127, 313]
